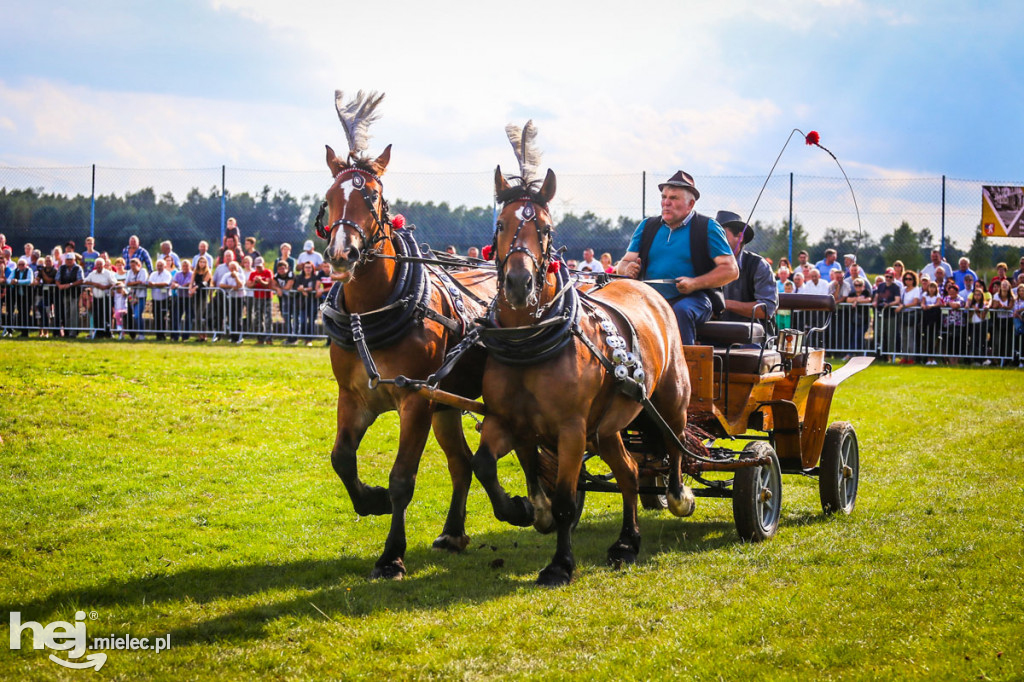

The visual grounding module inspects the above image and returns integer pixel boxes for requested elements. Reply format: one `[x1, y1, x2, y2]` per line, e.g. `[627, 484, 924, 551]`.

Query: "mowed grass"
[1, 339, 1023, 681]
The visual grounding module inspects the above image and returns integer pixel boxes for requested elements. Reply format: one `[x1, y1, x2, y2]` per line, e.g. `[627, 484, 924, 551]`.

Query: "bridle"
[315, 167, 392, 264]
[492, 197, 553, 305]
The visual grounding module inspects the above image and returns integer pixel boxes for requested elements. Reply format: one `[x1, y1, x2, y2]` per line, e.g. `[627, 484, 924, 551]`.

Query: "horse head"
[320, 144, 392, 273]
[492, 166, 557, 309]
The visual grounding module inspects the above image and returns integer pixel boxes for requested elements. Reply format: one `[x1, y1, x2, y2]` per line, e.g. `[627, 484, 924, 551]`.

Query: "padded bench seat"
[695, 321, 766, 347]
[713, 347, 782, 375]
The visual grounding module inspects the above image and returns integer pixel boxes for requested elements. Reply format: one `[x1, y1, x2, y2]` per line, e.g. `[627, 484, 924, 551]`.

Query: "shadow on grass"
[3, 510, 785, 646]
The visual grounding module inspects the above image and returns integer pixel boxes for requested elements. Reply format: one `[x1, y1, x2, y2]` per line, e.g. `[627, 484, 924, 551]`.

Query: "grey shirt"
[723, 249, 778, 321]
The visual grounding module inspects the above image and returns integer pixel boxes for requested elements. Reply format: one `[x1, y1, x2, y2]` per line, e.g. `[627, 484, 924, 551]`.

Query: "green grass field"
[2, 340, 1023, 680]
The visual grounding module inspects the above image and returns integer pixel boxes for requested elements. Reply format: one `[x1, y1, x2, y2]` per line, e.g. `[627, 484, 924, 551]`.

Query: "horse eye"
[495, 222, 504, 232]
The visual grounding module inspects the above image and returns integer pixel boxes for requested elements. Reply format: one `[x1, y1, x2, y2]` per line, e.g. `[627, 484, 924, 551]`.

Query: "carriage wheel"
[732, 442, 782, 542]
[639, 474, 668, 510]
[818, 421, 859, 515]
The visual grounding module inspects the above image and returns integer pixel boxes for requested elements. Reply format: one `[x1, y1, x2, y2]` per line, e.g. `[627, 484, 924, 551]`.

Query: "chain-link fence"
[1, 166, 1021, 275]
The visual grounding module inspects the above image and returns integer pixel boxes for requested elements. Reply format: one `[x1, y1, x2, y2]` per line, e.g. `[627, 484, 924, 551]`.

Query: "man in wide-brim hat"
[614, 170, 738, 344]
[716, 210, 777, 326]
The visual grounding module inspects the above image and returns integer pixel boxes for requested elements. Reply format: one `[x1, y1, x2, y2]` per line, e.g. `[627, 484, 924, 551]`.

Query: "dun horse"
[470, 122, 695, 586]
[320, 91, 494, 579]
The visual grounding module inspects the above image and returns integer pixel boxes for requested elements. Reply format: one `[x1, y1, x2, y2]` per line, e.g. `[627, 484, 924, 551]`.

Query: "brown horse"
[320, 97, 495, 579]
[470, 164, 695, 587]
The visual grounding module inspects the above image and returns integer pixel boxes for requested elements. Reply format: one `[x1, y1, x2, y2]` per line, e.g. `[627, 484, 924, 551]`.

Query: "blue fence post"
[940, 174, 946, 260]
[220, 165, 227, 245]
[787, 172, 794, 263]
[89, 164, 96, 239]
[641, 171, 646, 218]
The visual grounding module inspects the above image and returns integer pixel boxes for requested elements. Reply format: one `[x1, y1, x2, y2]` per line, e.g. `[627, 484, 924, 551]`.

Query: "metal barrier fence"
[1, 282, 332, 345]
[5, 282, 1023, 365]
[776, 301, 1023, 365]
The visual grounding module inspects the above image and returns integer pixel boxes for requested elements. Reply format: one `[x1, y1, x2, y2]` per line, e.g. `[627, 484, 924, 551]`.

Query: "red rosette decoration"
[547, 260, 560, 274]
[481, 245, 493, 260]
[805, 130, 820, 146]
[391, 214, 406, 230]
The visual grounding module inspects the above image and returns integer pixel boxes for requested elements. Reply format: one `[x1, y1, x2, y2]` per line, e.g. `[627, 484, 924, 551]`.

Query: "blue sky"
[1, 1, 1022, 188]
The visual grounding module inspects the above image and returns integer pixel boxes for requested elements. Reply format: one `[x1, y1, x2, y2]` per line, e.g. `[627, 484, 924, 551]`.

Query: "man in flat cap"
[717, 210, 777, 328]
[615, 171, 738, 344]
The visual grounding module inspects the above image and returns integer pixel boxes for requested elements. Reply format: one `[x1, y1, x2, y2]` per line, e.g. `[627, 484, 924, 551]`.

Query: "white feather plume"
[334, 90, 385, 156]
[505, 120, 542, 183]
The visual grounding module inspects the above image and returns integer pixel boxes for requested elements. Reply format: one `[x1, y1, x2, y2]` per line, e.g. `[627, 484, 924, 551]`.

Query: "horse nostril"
[346, 246, 360, 262]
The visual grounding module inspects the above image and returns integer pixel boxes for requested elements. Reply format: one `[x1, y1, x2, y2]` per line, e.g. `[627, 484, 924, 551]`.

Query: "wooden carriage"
[584, 293, 873, 542]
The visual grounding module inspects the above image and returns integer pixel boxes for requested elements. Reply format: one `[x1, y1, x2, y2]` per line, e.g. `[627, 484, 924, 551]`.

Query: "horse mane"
[495, 176, 549, 208]
[344, 155, 381, 175]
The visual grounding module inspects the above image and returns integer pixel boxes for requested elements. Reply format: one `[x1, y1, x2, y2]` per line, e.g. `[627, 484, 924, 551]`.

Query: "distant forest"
[1, 185, 1018, 276]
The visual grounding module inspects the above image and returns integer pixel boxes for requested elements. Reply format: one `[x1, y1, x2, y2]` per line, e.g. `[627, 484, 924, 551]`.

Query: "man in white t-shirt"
[920, 247, 953, 281]
[800, 268, 831, 296]
[148, 259, 174, 340]
[84, 257, 118, 338]
[296, 240, 324, 269]
[578, 248, 602, 274]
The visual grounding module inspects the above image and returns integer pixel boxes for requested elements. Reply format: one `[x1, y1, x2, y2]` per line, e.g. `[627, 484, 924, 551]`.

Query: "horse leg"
[518, 446, 555, 534]
[598, 432, 642, 565]
[651, 374, 695, 518]
[370, 396, 433, 580]
[330, 397, 389, 516]
[470, 418, 535, 527]
[429, 408, 472, 552]
[537, 420, 587, 587]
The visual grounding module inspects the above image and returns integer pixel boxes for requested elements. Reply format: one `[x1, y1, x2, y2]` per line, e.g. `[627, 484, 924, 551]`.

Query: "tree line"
[2, 186, 1017, 276]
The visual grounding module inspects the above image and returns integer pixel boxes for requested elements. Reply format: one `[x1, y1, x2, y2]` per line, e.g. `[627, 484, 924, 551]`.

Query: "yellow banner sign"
[982, 185, 1024, 237]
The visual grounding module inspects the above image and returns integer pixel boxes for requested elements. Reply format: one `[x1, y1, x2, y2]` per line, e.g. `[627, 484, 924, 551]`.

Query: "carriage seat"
[695, 321, 766, 347]
[694, 322, 781, 375]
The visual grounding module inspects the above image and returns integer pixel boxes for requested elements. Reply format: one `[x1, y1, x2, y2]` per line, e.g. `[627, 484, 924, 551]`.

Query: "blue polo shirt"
[627, 211, 732, 299]
[814, 259, 842, 277]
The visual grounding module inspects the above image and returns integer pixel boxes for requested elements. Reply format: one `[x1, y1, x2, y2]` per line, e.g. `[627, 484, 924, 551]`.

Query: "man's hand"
[621, 258, 641, 279]
[675, 276, 697, 295]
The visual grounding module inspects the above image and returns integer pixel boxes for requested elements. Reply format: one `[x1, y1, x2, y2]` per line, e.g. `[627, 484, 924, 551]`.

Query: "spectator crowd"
[3, 227, 1024, 366]
[0, 222, 336, 347]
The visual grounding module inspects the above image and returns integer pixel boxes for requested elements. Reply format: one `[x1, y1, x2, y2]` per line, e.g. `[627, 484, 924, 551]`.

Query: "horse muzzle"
[325, 236, 362, 273]
[503, 267, 536, 309]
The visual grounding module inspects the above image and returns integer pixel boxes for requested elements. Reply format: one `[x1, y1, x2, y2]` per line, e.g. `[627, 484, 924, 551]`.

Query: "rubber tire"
[639, 474, 668, 510]
[818, 421, 859, 515]
[732, 441, 782, 542]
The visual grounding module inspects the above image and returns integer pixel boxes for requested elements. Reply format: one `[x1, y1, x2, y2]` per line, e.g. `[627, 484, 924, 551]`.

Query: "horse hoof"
[498, 496, 535, 527]
[353, 486, 392, 516]
[536, 564, 573, 588]
[668, 487, 696, 518]
[369, 558, 406, 580]
[432, 534, 470, 553]
[606, 541, 638, 567]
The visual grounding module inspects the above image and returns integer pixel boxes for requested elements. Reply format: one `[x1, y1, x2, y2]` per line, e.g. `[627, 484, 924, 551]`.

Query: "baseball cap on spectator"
[303, 240, 315, 250]
[843, 253, 856, 262]
[18, 257, 28, 265]
[884, 267, 895, 276]
[254, 257, 264, 266]
[63, 252, 76, 261]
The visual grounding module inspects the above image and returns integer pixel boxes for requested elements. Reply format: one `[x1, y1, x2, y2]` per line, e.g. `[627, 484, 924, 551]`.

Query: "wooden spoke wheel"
[818, 421, 859, 515]
[732, 441, 782, 542]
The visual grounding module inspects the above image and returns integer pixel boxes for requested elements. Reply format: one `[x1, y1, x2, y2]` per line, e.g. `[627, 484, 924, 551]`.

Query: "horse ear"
[540, 168, 556, 204]
[494, 166, 511, 195]
[371, 144, 392, 176]
[325, 145, 346, 176]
